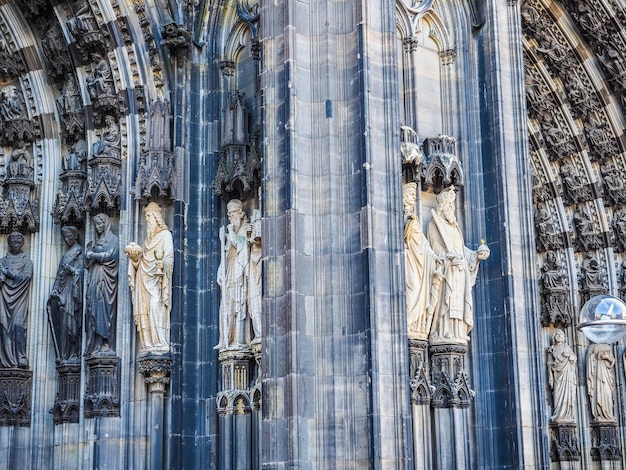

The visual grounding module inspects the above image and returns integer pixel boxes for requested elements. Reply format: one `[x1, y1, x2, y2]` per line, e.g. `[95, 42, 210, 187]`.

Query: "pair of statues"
[215, 199, 262, 351]
[404, 184, 489, 345]
[47, 215, 118, 362]
[548, 329, 617, 424]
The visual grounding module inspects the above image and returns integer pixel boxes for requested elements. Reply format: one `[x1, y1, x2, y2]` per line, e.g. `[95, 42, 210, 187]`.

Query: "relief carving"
[41, 23, 72, 82]
[573, 205, 603, 251]
[535, 207, 564, 252]
[0, 86, 35, 146]
[560, 161, 592, 206]
[57, 76, 85, 142]
[66, 3, 108, 62]
[601, 162, 626, 205]
[612, 206, 626, 252]
[53, 140, 88, 227]
[579, 252, 606, 303]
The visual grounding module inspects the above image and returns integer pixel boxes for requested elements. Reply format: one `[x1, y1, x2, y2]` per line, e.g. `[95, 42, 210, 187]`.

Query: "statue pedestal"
[216, 348, 259, 470]
[430, 344, 473, 468]
[549, 422, 581, 462]
[408, 339, 433, 470]
[51, 362, 81, 424]
[84, 354, 120, 418]
[138, 353, 172, 470]
[590, 421, 621, 461]
[0, 368, 32, 426]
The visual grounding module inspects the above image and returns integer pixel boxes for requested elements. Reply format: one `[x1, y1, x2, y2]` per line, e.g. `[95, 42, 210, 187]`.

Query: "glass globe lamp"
[577, 294, 626, 344]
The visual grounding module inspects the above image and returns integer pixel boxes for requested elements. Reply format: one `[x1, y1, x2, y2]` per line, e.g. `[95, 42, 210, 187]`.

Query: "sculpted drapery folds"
[47, 226, 83, 362]
[0, 232, 32, 368]
[403, 183, 443, 339]
[125, 203, 173, 355]
[84, 214, 118, 355]
[587, 343, 616, 422]
[426, 187, 489, 345]
[547, 329, 577, 423]
[216, 199, 250, 350]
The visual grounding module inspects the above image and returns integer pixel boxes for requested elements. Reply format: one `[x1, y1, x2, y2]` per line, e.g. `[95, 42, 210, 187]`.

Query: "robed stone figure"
[0, 232, 33, 368]
[547, 329, 577, 423]
[427, 187, 489, 345]
[587, 343, 616, 422]
[85, 214, 118, 355]
[403, 183, 442, 339]
[125, 203, 174, 354]
[216, 199, 250, 350]
[47, 226, 83, 362]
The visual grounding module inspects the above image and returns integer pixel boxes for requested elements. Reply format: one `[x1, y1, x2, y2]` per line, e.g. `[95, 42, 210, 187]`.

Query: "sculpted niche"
[47, 226, 83, 363]
[0, 232, 32, 368]
[125, 203, 173, 355]
[85, 214, 118, 355]
[426, 187, 489, 345]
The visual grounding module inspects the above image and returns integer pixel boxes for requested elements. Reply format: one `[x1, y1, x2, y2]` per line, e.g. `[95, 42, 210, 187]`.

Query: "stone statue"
[216, 199, 251, 350]
[47, 226, 83, 363]
[85, 214, 118, 355]
[8, 140, 32, 178]
[0, 232, 32, 368]
[248, 209, 262, 344]
[86, 53, 114, 99]
[125, 203, 174, 354]
[91, 115, 120, 158]
[402, 183, 443, 339]
[426, 187, 490, 345]
[547, 329, 577, 423]
[587, 343, 616, 422]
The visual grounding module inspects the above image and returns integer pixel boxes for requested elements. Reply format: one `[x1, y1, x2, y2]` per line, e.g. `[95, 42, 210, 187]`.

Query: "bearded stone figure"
[547, 329, 577, 423]
[426, 187, 489, 345]
[47, 226, 83, 362]
[84, 214, 118, 355]
[0, 232, 33, 368]
[216, 199, 251, 350]
[403, 183, 442, 339]
[587, 343, 616, 422]
[125, 203, 174, 355]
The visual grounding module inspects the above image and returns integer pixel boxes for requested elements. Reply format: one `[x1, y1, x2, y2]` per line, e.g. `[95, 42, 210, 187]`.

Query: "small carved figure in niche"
[84, 214, 118, 355]
[63, 139, 87, 172]
[560, 162, 590, 204]
[215, 199, 251, 350]
[248, 209, 262, 344]
[573, 0, 602, 33]
[580, 253, 603, 290]
[0, 232, 32, 368]
[587, 343, 616, 422]
[534, 28, 566, 63]
[535, 208, 562, 251]
[547, 329, 577, 423]
[598, 45, 623, 81]
[47, 226, 83, 363]
[160, 19, 190, 51]
[0, 86, 27, 122]
[573, 205, 593, 237]
[42, 23, 71, 78]
[542, 251, 567, 290]
[531, 168, 552, 203]
[125, 203, 174, 354]
[91, 115, 120, 158]
[66, 4, 95, 37]
[426, 187, 490, 345]
[403, 183, 443, 340]
[86, 53, 114, 99]
[7, 140, 32, 178]
[613, 206, 626, 251]
[521, 1, 541, 30]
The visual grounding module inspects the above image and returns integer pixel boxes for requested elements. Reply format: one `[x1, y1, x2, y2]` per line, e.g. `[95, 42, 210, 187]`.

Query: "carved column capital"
[138, 354, 172, 393]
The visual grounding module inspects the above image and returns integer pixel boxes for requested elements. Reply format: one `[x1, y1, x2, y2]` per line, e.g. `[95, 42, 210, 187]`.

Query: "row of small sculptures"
[403, 184, 489, 345]
[548, 329, 618, 424]
[0, 203, 173, 369]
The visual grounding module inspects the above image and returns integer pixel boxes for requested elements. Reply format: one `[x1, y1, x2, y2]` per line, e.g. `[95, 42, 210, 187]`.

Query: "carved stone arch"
[395, 1, 416, 40]
[221, 21, 254, 79]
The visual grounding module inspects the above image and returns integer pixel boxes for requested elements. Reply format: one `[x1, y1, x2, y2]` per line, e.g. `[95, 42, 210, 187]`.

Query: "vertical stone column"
[408, 339, 433, 470]
[430, 345, 473, 469]
[138, 354, 172, 470]
[261, 0, 412, 467]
